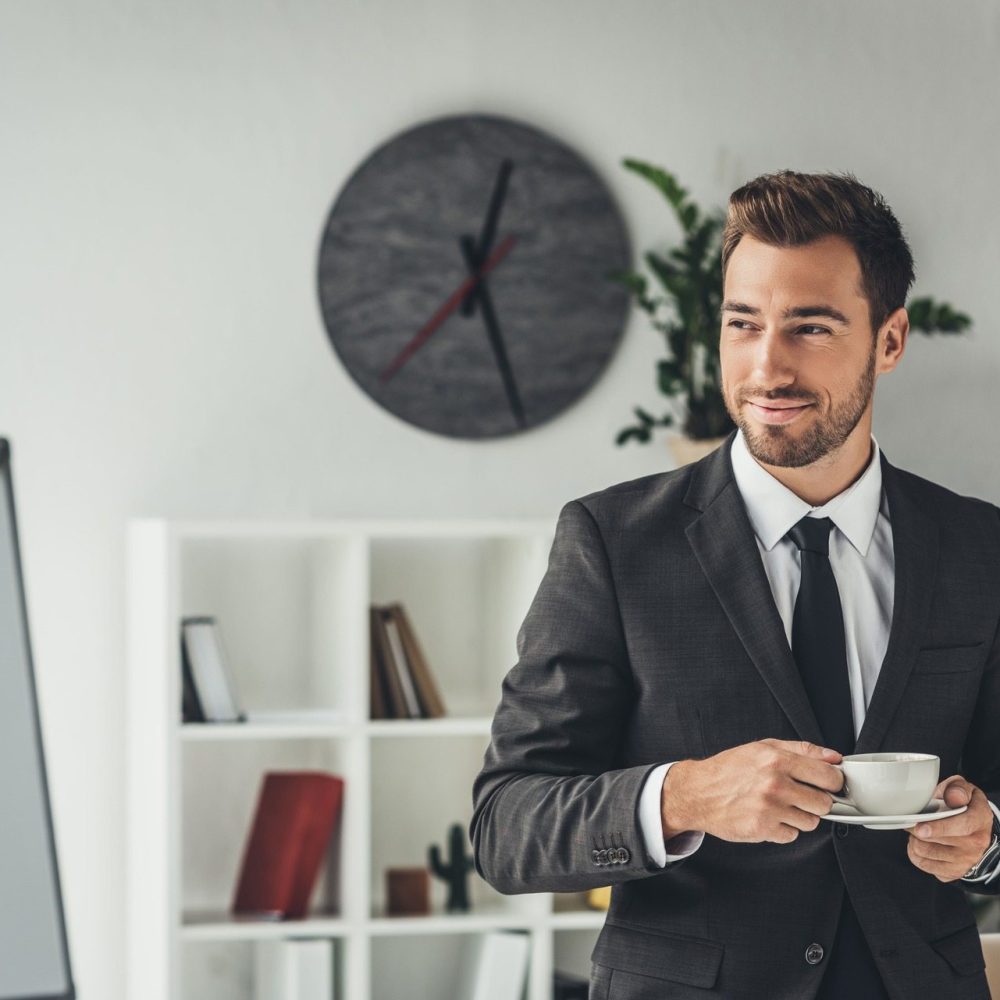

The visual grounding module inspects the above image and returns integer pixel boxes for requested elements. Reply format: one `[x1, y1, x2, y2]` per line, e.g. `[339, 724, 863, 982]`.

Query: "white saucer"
[818, 797, 967, 830]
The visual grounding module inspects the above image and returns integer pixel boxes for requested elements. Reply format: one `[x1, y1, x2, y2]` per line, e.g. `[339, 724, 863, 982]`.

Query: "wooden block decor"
[385, 867, 430, 916]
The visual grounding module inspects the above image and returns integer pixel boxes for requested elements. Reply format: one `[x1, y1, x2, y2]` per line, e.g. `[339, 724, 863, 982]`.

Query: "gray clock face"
[317, 114, 631, 440]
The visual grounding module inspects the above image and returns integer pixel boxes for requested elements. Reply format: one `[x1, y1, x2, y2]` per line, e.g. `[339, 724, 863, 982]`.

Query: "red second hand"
[379, 233, 517, 383]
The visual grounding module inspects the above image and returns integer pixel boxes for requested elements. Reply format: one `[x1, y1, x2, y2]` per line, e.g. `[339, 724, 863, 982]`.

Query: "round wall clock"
[316, 113, 632, 440]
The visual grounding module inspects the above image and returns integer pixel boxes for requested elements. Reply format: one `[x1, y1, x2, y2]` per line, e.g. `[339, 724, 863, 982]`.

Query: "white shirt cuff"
[639, 761, 706, 868]
[960, 799, 1000, 884]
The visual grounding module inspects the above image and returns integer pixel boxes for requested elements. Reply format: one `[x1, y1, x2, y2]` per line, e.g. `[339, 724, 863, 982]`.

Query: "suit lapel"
[853, 455, 938, 753]
[682, 434, 938, 752]
[684, 433, 825, 745]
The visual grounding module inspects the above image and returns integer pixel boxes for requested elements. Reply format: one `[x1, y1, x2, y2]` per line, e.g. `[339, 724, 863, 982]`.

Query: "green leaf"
[615, 426, 651, 446]
[906, 296, 972, 334]
[608, 268, 658, 314]
[657, 359, 685, 397]
[622, 158, 699, 234]
[686, 215, 722, 270]
[906, 296, 932, 329]
[645, 251, 689, 302]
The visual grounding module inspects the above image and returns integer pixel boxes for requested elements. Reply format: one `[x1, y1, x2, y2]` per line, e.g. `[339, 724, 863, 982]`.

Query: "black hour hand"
[461, 159, 514, 317]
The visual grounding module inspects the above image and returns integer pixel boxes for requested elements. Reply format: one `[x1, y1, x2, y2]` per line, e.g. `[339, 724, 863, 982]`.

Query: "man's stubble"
[727, 341, 877, 469]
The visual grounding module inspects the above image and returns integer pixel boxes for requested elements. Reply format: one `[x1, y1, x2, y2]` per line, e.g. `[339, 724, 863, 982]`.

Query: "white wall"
[1, 1, 998, 996]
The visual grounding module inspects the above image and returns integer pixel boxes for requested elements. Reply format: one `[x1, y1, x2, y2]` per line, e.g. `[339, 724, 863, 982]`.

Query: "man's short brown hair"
[721, 170, 915, 335]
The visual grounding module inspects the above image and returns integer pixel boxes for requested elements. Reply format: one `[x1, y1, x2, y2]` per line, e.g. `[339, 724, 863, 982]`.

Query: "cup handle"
[829, 764, 854, 808]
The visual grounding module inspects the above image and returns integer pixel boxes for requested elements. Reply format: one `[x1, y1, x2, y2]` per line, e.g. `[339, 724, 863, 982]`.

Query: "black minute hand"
[459, 233, 526, 428]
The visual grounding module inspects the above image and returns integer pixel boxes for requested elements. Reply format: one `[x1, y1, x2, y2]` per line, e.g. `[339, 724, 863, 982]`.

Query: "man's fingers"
[781, 806, 824, 832]
[909, 823, 969, 846]
[905, 804, 978, 841]
[943, 785, 971, 806]
[908, 837, 961, 862]
[935, 775, 972, 803]
[787, 756, 846, 795]
[762, 739, 842, 759]
[907, 839, 967, 881]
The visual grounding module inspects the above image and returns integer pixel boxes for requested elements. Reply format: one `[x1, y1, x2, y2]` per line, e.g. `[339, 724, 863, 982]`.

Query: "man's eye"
[727, 320, 752, 330]
[798, 325, 830, 335]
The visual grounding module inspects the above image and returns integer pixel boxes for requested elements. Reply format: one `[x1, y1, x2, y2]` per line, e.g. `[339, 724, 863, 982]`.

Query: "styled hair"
[721, 170, 915, 334]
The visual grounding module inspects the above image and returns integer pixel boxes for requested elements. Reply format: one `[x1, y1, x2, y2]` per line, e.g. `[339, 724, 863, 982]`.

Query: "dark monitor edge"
[0, 438, 76, 1000]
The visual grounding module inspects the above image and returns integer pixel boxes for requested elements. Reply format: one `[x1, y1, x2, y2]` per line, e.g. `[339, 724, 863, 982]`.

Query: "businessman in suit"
[470, 171, 1000, 999]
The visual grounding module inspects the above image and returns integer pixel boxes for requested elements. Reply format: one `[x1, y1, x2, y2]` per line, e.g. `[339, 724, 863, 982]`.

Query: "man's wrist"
[661, 758, 699, 840]
[961, 810, 1000, 880]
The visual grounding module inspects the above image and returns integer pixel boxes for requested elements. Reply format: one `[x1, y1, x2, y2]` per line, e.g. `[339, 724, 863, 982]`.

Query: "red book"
[231, 771, 345, 920]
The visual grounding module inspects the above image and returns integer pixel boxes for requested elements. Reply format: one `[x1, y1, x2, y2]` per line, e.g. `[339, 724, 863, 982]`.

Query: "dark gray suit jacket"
[470, 432, 1000, 999]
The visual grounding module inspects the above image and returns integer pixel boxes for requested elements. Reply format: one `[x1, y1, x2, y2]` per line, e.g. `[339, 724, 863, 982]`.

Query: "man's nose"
[751, 328, 796, 386]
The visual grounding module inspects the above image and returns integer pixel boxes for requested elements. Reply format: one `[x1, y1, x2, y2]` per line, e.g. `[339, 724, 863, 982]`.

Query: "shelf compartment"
[181, 739, 352, 922]
[182, 936, 346, 999]
[179, 534, 367, 719]
[370, 931, 532, 1000]
[369, 734, 545, 922]
[368, 533, 550, 720]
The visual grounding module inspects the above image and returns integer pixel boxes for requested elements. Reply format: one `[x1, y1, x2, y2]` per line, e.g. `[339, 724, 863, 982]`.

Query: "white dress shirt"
[638, 428, 1000, 883]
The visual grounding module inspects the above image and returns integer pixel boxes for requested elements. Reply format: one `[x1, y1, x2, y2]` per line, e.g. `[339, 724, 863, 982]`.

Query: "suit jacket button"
[592, 850, 602, 865]
[617, 847, 631, 864]
[805, 943, 825, 965]
[597, 849, 609, 865]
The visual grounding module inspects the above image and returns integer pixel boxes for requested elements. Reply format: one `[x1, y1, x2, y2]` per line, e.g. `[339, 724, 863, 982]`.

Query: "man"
[470, 171, 1000, 999]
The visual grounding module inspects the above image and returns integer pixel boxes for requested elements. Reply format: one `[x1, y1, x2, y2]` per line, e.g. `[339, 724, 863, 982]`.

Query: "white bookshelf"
[126, 519, 608, 1000]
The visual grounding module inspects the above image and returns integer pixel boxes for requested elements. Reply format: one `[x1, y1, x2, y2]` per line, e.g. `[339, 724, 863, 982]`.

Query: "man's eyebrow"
[721, 301, 851, 325]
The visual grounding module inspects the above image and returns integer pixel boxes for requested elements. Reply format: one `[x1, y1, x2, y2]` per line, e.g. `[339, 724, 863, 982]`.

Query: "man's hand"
[904, 776, 994, 882]
[661, 738, 845, 844]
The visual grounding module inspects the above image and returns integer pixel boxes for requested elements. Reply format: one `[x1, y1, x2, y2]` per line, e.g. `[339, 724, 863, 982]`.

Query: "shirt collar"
[730, 427, 884, 556]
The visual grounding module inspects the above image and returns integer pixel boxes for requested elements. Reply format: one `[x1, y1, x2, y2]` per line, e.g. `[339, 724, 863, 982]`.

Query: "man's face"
[720, 234, 883, 469]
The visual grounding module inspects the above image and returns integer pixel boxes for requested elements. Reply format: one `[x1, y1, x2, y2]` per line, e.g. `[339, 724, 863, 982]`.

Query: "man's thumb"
[946, 783, 970, 804]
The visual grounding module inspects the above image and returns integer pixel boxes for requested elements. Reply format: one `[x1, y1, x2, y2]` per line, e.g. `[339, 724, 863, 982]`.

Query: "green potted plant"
[613, 160, 972, 462]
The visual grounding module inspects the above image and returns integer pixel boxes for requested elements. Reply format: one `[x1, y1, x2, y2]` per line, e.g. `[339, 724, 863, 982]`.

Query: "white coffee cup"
[830, 752, 939, 815]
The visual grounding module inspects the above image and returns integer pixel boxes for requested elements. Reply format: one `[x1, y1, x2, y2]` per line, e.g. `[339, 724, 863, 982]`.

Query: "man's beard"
[726, 344, 876, 469]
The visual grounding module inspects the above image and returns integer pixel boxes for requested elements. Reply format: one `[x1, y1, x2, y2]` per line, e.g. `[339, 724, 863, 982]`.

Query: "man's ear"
[876, 306, 909, 374]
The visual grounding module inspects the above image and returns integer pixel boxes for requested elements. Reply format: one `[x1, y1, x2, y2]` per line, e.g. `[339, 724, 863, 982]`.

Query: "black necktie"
[788, 516, 889, 997]
[786, 515, 856, 756]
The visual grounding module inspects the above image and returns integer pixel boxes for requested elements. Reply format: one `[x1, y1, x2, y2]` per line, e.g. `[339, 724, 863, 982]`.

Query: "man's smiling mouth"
[746, 401, 814, 424]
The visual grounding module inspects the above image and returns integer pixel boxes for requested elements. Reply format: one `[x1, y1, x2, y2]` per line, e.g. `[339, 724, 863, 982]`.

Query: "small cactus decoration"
[428, 822, 475, 913]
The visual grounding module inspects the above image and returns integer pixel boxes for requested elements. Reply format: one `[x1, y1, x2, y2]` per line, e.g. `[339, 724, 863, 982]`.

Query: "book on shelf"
[253, 938, 334, 1000]
[382, 608, 421, 717]
[232, 771, 344, 920]
[180, 615, 246, 723]
[389, 602, 447, 717]
[457, 931, 531, 1000]
[369, 605, 407, 719]
[368, 606, 387, 720]
[368, 602, 447, 720]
